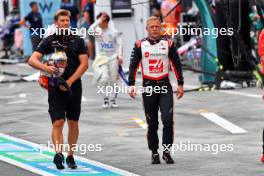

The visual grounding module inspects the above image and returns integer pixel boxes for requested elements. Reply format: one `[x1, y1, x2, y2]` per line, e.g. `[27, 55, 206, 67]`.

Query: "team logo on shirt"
[149, 59, 164, 73]
[101, 42, 114, 49]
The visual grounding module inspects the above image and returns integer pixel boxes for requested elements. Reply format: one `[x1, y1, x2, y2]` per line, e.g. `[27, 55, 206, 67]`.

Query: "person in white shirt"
[89, 12, 123, 108]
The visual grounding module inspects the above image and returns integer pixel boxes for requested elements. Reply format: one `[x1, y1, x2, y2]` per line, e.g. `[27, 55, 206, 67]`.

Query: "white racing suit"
[89, 19, 123, 100]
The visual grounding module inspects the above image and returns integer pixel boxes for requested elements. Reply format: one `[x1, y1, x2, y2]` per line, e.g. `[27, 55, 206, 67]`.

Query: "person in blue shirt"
[19, 1, 43, 51]
[61, 0, 79, 28]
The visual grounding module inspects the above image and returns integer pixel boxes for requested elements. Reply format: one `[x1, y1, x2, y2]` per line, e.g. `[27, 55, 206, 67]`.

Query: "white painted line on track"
[0, 133, 140, 176]
[200, 112, 248, 134]
[218, 90, 262, 98]
[22, 72, 39, 81]
[82, 96, 99, 102]
[84, 70, 263, 99]
[172, 83, 263, 99]
[0, 155, 55, 176]
[7, 99, 28, 105]
[0, 93, 27, 99]
[19, 93, 27, 98]
[81, 96, 88, 102]
[0, 75, 5, 82]
[0, 95, 17, 99]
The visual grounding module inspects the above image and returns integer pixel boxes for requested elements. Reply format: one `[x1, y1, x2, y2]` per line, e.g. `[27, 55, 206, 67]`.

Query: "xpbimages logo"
[163, 25, 234, 38]
[162, 141, 234, 155]
[97, 83, 169, 96]
[32, 141, 102, 155]
[30, 26, 102, 38]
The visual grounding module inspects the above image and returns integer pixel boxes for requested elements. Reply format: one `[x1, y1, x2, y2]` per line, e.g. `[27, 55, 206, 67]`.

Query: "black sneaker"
[152, 153, 161, 164]
[53, 153, 65, 169]
[110, 99, 119, 108]
[66, 155, 77, 169]
[102, 97, 109, 108]
[162, 151, 174, 164]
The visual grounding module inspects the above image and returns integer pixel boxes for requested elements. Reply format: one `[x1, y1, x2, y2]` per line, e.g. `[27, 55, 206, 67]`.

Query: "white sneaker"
[110, 99, 119, 108]
[102, 98, 109, 108]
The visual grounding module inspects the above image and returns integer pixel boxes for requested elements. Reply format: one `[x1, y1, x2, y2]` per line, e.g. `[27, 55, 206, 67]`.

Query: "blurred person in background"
[80, 0, 95, 60]
[151, 4, 162, 20]
[161, 0, 182, 42]
[61, 0, 80, 28]
[83, 0, 94, 25]
[19, 1, 43, 51]
[161, 0, 182, 28]
[89, 12, 123, 108]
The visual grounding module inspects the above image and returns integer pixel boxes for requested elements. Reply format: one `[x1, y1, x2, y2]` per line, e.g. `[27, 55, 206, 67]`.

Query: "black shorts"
[48, 82, 82, 123]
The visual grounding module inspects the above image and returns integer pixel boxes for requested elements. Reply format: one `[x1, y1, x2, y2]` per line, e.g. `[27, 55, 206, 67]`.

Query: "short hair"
[54, 9, 71, 21]
[146, 16, 161, 26]
[29, 1, 37, 8]
[96, 12, 110, 23]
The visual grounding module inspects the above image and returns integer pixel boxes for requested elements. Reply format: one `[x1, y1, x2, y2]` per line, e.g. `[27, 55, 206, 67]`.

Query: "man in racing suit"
[128, 16, 184, 164]
[89, 12, 123, 108]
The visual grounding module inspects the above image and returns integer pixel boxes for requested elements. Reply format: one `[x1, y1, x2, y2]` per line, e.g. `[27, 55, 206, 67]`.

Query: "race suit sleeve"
[116, 33, 123, 59]
[258, 29, 264, 57]
[168, 40, 184, 85]
[128, 41, 142, 86]
[113, 29, 123, 58]
[88, 19, 101, 37]
[258, 29, 264, 74]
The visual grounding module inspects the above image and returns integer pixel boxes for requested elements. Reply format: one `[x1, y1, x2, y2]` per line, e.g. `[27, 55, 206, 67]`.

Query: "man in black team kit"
[128, 16, 184, 164]
[28, 9, 88, 169]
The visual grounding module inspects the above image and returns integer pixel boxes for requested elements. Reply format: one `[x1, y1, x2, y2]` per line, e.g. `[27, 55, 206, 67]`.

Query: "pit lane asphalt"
[0, 63, 264, 176]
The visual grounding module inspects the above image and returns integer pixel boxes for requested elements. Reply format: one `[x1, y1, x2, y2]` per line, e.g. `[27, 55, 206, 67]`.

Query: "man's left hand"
[118, 57, 123, 65]
[59, 79, 72, 91]
[176, 85, 184, 99]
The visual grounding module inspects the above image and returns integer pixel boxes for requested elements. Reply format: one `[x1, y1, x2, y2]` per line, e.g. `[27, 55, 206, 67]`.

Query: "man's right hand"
[129, 86, 137, 99]
[100, 13, 108, 23]
[44, 65, 58, 75]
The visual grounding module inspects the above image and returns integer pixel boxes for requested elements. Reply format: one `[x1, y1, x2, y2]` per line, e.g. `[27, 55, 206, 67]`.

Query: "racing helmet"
[38, 51, 68, 90]
[48, 51, 68, 77]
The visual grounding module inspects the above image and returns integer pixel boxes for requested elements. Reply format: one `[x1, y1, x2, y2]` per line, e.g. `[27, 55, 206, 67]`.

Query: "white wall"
[0, 1, 4, 25]
[94, 0, 150, 69]
[8, 0, 12, 12]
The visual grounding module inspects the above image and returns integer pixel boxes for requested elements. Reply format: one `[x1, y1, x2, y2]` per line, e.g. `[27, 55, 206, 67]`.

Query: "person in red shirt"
[258, 29, 264, 163]
[161, 0, 182, 28]
[161, 0, 182, 36]
[258, 29, 264, 75]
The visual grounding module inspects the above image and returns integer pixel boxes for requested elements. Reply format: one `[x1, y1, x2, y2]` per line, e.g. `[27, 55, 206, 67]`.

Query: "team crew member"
[61, 0, 80, 28]
[258, 29, 264, 162]
[89, 12, 123, 108]
[19, 1, 43, 51]
[258, 29, 264, 75]
[128, 16, 184, 164]
[28, 10, 88, 170]
[161, 0, 182, 34]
